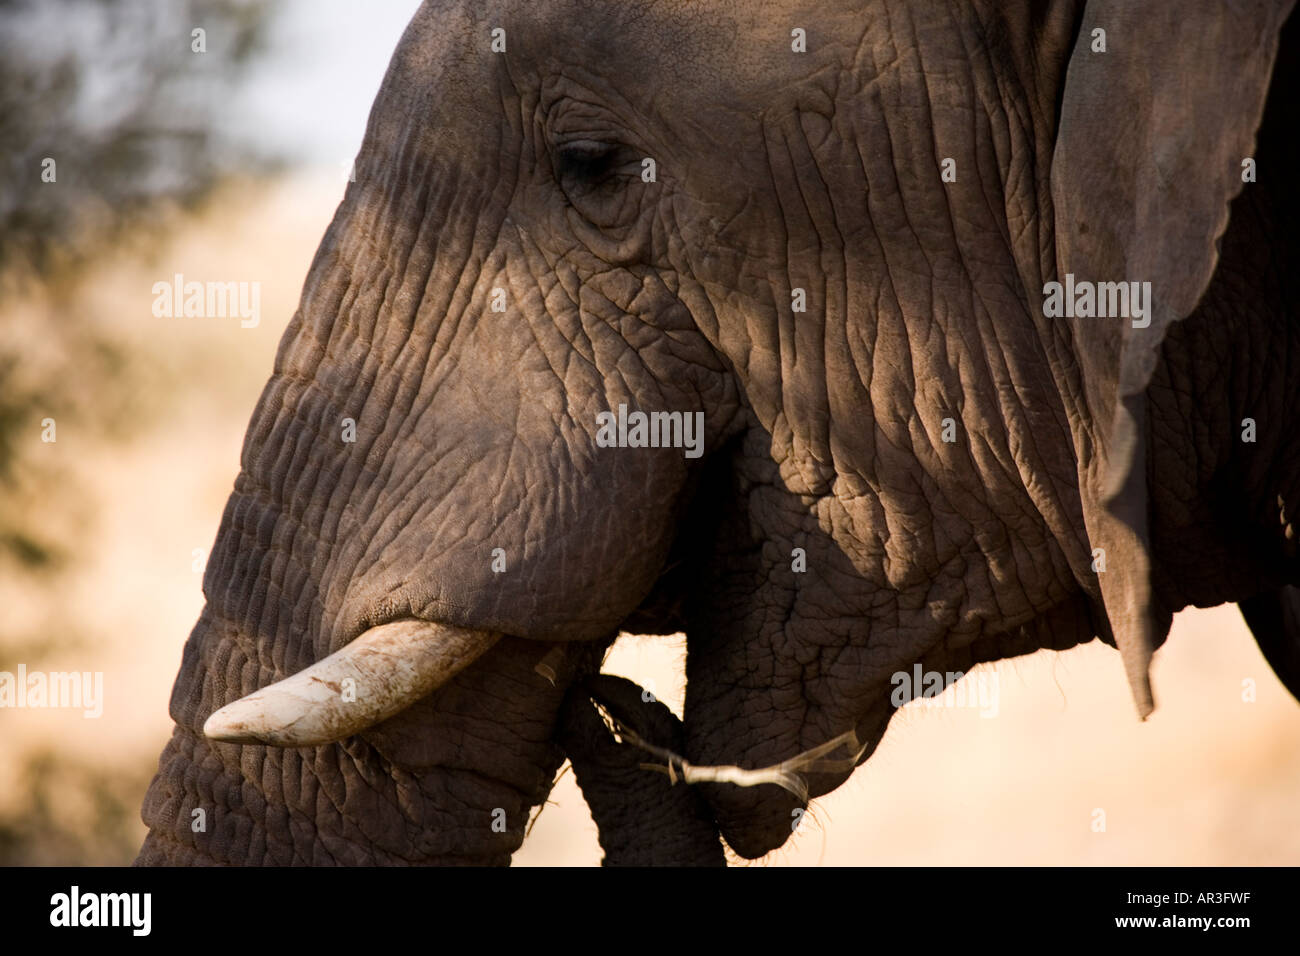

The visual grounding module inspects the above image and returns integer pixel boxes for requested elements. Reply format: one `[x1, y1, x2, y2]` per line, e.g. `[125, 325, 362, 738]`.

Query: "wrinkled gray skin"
[138, 0, 1300, 865]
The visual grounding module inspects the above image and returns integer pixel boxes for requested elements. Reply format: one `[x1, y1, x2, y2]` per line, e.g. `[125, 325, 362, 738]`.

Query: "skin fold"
[138, 0, 1300, 865]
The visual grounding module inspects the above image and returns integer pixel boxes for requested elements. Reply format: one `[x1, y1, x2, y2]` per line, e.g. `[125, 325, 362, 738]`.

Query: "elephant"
[137, 0, 1300, 866]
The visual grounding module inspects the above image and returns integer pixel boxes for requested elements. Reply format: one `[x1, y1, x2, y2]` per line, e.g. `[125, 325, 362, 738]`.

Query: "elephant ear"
[1051, 0, 1295, 718]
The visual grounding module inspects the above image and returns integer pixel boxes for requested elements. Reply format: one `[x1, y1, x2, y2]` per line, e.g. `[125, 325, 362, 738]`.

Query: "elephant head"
[138, 0, 1299, 865]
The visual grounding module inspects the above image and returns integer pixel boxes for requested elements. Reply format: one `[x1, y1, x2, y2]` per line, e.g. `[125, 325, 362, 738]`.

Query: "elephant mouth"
[202, 618, 501, 747]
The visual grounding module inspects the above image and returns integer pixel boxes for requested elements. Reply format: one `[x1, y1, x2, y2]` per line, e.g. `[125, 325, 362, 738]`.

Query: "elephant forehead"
[395, 0, 880, 111]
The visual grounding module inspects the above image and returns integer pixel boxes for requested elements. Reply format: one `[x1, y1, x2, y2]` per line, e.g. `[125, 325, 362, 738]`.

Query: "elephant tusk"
[203, 620, 501, 747]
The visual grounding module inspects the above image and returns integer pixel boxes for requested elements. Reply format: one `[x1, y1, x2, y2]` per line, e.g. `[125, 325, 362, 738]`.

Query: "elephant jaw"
[202, 620, 501, 747]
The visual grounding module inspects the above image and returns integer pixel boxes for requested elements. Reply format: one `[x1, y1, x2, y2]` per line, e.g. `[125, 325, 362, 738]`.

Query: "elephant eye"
[551, 135, 642, 232]
[554, 140, 621, 184]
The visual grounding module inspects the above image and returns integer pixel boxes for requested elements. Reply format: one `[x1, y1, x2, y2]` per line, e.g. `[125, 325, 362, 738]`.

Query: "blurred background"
[0, 0, 1296, 867]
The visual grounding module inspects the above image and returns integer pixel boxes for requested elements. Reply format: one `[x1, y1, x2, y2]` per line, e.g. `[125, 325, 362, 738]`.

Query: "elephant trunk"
[558, 676, 725, 867]
[137, 607, 603, 865]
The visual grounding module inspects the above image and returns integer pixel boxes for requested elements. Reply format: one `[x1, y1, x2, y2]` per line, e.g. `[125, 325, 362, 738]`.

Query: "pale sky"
[220, 0, 424, 170]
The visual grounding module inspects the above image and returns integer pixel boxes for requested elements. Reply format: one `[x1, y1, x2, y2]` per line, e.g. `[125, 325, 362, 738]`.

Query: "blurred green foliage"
[0, 0, 273, 578]
[0, 0, 273, 278]
[0, 0, 274, 865]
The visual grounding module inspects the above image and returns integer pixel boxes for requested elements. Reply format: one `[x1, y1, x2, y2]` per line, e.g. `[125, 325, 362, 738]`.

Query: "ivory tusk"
[203, 620, 501, 747]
